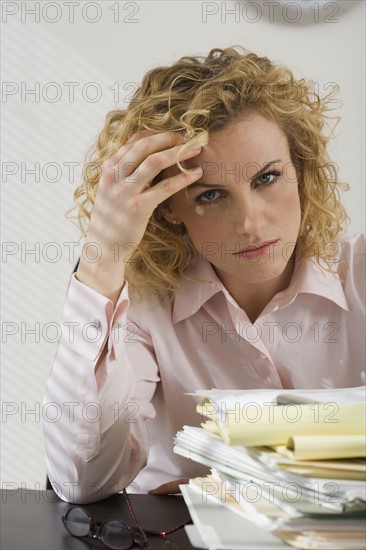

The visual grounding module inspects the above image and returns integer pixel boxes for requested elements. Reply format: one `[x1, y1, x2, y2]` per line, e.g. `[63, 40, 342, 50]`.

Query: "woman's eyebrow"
[187, 159, 282, 191]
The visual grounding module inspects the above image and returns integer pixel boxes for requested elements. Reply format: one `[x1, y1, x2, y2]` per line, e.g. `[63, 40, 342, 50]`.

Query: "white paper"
[181, 484, 290, 550]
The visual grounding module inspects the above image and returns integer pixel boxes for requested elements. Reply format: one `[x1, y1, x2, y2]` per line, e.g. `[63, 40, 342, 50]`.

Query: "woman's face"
[161, 112, 302, 289]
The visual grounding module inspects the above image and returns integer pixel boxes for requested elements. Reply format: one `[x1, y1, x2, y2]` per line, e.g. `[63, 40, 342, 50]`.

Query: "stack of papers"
[174, 386, 366, 549]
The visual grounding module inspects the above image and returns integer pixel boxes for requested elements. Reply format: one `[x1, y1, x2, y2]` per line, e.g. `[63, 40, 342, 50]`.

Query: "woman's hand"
[148, 478, 190, 495]
[76, 131, 203, 302]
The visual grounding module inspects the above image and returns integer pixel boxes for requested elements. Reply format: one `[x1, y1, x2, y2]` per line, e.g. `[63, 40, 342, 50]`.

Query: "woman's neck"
[213, 254, 296, 324]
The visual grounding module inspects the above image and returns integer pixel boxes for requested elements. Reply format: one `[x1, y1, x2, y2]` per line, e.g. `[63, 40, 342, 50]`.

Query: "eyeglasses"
[62, 506, 148, 549]
[62, 488, 192, 549]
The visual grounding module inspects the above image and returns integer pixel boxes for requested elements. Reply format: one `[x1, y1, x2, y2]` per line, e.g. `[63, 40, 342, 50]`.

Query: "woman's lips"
[233, 240, 279, 260]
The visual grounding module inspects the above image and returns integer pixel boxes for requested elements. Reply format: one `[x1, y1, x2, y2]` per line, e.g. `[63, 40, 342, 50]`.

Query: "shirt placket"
[229, 306, 284, 388]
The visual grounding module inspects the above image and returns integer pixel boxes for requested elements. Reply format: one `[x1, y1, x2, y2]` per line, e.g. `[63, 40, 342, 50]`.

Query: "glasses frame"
[122, 488, 192, 538]
[62, 488, 192, 549]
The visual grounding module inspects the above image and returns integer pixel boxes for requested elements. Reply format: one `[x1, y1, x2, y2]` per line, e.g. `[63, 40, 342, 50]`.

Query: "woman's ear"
[158, 202, 180, 225]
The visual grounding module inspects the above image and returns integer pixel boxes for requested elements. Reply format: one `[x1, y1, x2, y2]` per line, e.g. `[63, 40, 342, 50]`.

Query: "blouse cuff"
[60, 273, 130, 362]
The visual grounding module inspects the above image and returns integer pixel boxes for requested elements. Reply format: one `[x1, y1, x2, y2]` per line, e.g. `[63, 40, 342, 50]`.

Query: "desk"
[0, 489, 195, 549]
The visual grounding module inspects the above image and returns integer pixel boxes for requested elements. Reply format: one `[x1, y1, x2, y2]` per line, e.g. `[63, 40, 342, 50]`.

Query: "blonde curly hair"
[71, 46, 349, 304]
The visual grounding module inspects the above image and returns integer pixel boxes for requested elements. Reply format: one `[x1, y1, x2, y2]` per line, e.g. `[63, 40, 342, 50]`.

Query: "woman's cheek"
[279, 181, 300, 208]
[185, 214, 222, 245]
[280, 186, 302, 230]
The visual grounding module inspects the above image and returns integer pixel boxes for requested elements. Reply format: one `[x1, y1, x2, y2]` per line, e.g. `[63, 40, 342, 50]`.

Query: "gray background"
[1, 0, 365, 489]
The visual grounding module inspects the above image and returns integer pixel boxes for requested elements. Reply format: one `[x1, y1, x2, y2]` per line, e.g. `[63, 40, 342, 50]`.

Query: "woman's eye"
[255, 170, 281, 186]
[195, 189, 222, 204]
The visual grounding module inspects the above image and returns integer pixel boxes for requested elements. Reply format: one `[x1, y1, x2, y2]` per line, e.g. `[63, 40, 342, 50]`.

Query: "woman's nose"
[233, 194, 263, 235]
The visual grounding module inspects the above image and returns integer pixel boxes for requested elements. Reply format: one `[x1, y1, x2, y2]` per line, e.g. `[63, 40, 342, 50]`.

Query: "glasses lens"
[64, 507, 90, 537]
[100, 521, 133, 550]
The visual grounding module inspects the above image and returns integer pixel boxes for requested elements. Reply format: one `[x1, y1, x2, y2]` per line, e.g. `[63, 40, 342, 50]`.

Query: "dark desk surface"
[0, 489, 196, 550]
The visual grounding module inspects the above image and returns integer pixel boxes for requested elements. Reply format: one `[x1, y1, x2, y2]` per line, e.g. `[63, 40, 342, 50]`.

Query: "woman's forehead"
[185, 116, 290, 168]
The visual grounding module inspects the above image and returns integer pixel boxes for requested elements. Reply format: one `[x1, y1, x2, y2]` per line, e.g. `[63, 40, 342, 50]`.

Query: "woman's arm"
[43, 131, 203, 503]
[43, 274, 158, 504]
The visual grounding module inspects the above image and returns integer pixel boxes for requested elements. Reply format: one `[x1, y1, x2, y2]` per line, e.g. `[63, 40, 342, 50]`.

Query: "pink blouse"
[43, 234, 365, 503]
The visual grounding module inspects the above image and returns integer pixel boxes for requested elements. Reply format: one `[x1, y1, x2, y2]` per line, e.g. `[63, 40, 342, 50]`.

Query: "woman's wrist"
[75, 259, 126, 304]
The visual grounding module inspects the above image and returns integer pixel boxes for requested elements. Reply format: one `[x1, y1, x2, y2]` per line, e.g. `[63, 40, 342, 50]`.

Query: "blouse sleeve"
[43, 273, 160, 504]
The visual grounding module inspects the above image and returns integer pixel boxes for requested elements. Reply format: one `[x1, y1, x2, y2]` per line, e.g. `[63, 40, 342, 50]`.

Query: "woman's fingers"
[148, 478, 190, 495]
[144, 165, 203, 204]
[123, 143, 202, 190]
[103, 131, 203, 189]
[107, 131, 186, 181]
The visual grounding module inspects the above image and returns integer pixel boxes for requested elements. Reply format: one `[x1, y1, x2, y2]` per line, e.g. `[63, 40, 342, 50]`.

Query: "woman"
[43, 47, 365, 504]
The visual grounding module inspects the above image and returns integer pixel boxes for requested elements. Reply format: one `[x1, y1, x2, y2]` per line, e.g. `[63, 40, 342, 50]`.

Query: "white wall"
[1, 0, 365, 489]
